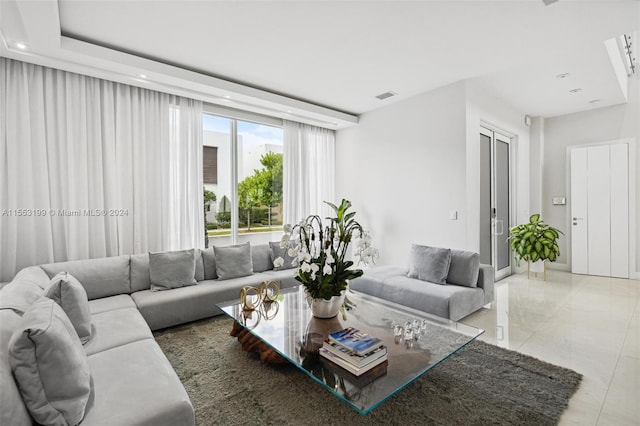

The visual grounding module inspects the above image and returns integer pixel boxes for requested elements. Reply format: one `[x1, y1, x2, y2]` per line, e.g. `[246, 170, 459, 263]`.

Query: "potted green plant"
[508, 214, 563, 279]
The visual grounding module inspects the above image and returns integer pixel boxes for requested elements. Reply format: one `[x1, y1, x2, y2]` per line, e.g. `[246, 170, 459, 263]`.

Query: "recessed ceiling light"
[555, 73, 570, 79]
[224, 95, 231, 99]
[286, 110, 292, 114]
[138, 74, 147, 79]
[569, 88, 582, 93]
[15, 42, 27, 50]
[589, 99, 601, 104]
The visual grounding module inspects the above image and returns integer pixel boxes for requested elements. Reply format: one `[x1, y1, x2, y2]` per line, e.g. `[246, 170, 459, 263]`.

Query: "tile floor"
[461, 270, 640, 426]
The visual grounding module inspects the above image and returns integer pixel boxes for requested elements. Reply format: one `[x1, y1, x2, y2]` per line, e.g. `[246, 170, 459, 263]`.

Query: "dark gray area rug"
[154, 316, 582, 426]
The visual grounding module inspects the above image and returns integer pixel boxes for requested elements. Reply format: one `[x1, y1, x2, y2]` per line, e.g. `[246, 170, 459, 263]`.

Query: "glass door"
[480, 127, 512, 281]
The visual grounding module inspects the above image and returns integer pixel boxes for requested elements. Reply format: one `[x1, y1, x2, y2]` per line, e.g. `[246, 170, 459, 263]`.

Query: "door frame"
[566, 138, 637, 279]
[480, 125, 515, 281]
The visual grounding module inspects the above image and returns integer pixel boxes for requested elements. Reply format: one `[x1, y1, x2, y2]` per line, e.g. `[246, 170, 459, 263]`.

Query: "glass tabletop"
[217, 286, 484, 414]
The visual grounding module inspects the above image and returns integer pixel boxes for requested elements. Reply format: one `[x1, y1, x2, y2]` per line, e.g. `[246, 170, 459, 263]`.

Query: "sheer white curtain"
[0, 58, 203, 281]
[283, 120, 335, 223]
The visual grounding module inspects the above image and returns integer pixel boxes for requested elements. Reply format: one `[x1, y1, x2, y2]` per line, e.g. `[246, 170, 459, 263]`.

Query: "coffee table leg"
[229, 321, 289, 365]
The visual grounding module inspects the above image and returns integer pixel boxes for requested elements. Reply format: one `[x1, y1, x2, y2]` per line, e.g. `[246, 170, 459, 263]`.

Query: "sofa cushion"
[268, 241, 296, 271]
[0, 309, 31, 426]
[88, 294, 137, 315]
[214, 243, 254, 280]
[446, 249, 480, 288]
[83, 307, 153, 356]
[82, 339, 194, 426]
[130, 253, 151, 293]
[132, 273, 273, 330]
[0, 267, 48, 314]
[40, 255, 131, 300]
[149, 249, 198, 291]
[44, 272, 92, 343]
[9, 298, 91, 426]
[252, 243, 274, 272]
[407, 244, 451, 284]
[380, 275, 484, 321]
[201, 247, 218, 280]
[261, 269, 301, 288]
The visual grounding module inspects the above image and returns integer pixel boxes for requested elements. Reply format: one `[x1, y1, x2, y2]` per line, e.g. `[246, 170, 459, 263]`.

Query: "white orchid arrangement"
[276, 199, 377, 300]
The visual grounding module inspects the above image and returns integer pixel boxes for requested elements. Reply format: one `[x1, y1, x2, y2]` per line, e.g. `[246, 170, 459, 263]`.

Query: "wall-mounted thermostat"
[552, 197, 566, 205]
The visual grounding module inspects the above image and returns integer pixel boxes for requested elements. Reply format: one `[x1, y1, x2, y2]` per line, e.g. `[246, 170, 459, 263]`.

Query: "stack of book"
[319, 327, 388, 376]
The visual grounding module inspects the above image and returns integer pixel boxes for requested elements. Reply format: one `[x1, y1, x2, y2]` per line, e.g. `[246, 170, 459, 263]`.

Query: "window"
[203, 111, 284, 247]
[203, 146, 218, 184]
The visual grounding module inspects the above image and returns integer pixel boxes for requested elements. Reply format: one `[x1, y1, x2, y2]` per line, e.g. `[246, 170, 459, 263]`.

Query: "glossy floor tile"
[462, 270, 640, 426]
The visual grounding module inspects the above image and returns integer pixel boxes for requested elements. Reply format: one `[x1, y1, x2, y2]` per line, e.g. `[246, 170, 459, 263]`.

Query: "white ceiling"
[1, 0, 639, 128]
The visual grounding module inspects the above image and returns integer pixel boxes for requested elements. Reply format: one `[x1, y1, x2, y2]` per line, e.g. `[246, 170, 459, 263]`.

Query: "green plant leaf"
[530, 214, 540, 223]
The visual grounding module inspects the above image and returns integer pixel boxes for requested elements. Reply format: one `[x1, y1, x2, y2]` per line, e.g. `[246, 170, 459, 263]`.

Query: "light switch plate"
[450, 210, 458, 220]
[552, 197, 566, 205]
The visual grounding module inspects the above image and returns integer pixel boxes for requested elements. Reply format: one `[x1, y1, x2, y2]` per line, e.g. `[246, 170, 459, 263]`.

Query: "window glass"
[203, 114, 232, 246]
[203, 114, 284, 247]
[236, 120, 284, 245]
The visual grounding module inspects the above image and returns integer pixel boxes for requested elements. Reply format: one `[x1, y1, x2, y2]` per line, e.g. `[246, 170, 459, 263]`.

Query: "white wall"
[336, 82, 468, 266]
[336, 80, 530, 267]
[542, 76, 639, 275]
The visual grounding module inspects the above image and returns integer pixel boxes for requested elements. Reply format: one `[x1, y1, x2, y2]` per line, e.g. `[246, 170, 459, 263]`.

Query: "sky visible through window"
[203, 114, 283, 147]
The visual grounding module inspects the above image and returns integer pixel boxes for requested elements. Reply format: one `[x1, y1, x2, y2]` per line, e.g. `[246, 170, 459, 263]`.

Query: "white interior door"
[570, 148, 588, 274]
[587, 146, 611, 276]
[610, 144, 629, 278]
[570, 143, 629, 278]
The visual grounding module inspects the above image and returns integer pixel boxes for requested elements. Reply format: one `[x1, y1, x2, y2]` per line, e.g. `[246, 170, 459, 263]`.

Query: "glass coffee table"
[217, 286, 483, 414]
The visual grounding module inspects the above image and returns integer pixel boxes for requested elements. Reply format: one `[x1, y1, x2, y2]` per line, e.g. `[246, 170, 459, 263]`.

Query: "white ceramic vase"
[305, 289, 346, 318]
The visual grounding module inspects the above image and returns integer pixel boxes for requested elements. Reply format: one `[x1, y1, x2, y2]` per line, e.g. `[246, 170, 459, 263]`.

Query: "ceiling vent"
[375, 91, 397, 100]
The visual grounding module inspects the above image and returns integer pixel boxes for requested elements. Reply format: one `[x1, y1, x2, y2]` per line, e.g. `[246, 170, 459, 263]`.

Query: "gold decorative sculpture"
[259, 280, 280, 303]
[239, 286, 262, 311]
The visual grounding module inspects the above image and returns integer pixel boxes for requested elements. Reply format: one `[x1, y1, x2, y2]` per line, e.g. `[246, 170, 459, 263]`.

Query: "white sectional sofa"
[0, 243, 298, 426]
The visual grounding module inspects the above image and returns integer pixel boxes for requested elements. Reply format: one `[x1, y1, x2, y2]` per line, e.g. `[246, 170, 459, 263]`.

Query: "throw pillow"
[149, 249, 198, 291]
[446, 249, 480, 287]
[201, 247, 218, 280]
[9, 297, 91, 426]
[44, 272, 92, 343]
[252, 244, 274, 272]
[407, 244, 452, 284]
[214, 242, 254, 280]
[268, 241, 296, 271]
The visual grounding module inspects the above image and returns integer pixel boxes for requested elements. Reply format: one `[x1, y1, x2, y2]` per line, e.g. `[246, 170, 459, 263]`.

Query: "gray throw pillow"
[44, 272, 92, 344]
[149, 249, 197, 291]
[446, 249, 480, 287]
[9, 297, 91, 426]
[201, 247, 218, 280]
[407, 244, 452, 284]
[268, 241, 296, 271]
[214, 243, 254, 280]
[252, 244, 274, 272]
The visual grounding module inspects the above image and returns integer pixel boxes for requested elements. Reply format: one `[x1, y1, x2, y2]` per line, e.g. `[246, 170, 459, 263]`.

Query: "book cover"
[319, 347, 388, 376]
[322, 340, 387, 368]
[328, 327, 383, 356]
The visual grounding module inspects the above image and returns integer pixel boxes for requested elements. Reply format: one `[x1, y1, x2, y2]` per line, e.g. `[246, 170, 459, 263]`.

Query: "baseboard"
[546, 263, 570, 272]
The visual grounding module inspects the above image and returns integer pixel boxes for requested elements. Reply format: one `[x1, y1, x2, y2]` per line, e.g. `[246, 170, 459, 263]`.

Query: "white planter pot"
[528, 260, 547, 280]
[305, 290, 346, 318]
